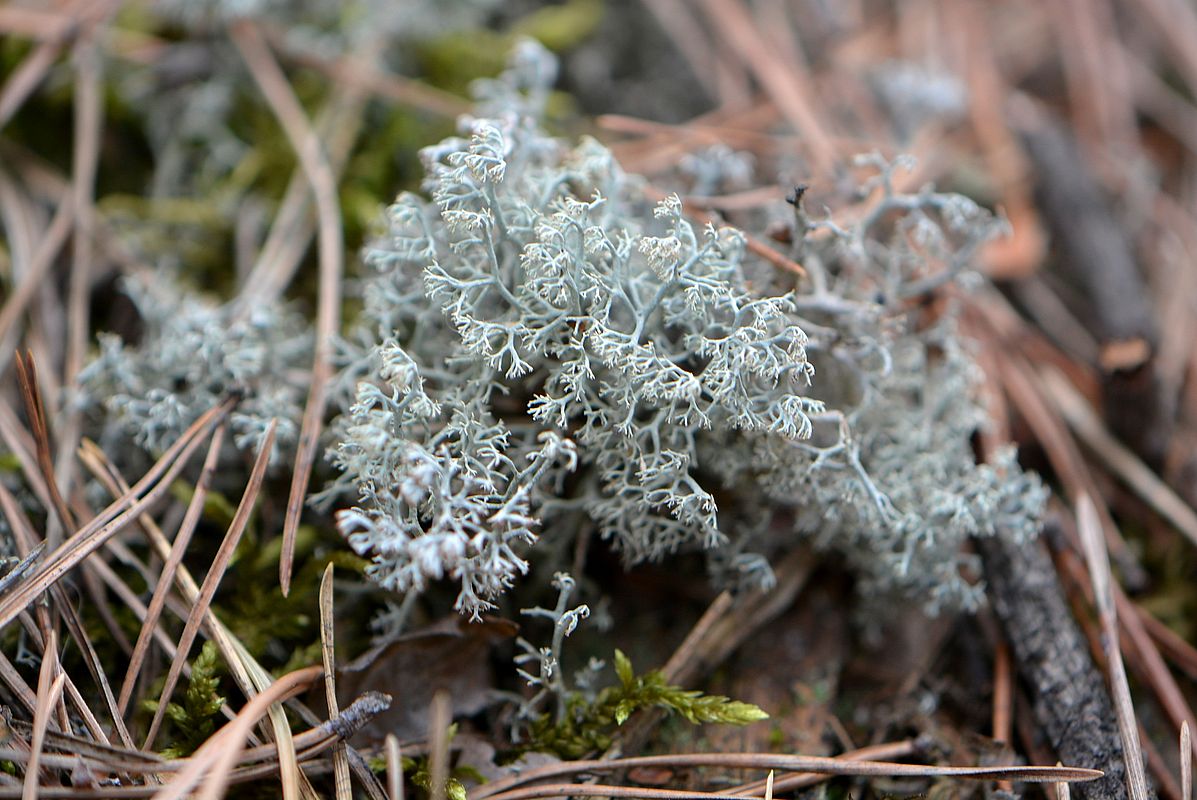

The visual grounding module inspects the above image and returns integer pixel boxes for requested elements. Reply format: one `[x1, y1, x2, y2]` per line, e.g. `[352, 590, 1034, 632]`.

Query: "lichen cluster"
[325, 41, 1046, 617]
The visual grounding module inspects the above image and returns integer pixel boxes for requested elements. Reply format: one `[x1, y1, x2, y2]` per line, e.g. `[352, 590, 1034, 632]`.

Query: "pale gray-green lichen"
[328, 40, 1047, 619]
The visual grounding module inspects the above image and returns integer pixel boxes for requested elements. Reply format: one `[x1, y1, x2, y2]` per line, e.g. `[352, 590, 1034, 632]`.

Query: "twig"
[14, 353, 75, 536]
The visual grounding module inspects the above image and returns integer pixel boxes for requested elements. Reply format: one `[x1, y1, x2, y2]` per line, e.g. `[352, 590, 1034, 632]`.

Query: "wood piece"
[1012, 103, 1170, 468]
[978, 531, 1147, 800]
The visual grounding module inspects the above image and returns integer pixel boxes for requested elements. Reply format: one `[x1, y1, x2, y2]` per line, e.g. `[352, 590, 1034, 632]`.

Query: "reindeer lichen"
[329, 39, 1047, 619]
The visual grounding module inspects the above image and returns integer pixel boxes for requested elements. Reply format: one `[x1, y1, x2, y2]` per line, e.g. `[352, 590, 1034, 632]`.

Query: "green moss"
[143, 640, 226, 758]
[416, 0, 602, 96]
[523, 649, 768, 759]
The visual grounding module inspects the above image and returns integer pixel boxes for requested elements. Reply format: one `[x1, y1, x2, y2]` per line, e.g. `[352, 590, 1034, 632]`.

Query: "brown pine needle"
[152, 664, 323, 800]
[143, 420, 277, 750]
[728, 740, 919, 796]
[24, 630, 64, 800]
[229, 18, 343, 598]
[1041, 366, 1197, 547]
[0, 194, 73, 372]
[320, 564, 353, 800]
[1077, 494, 1150, 800]
[13, 352, 75, 534]
[472, 754, 1101, 800]
[0, 397, 233, 632]
[1183, 721, 1192, 800]
[117, 422, 227, 717]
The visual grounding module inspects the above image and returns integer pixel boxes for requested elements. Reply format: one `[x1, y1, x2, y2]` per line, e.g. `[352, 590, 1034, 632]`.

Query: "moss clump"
[523, 650, 767, 759]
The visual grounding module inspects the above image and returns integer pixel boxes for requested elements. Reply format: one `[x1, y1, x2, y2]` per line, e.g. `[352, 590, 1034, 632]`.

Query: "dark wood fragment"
[979, 530, 1147, 800]
[1014, 107, 1171, 468]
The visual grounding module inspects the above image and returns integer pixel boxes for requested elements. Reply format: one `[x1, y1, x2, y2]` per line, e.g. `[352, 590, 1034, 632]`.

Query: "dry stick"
[728, 740, 919, 796]
[319, 564, 353, 800]
[143, 421, 276, 750]
[151, 664, 323, 800]
[607, 102, 783, 177]
[1127, 0, 1197, 97]
[0, 465, 56, 643]
[1113, 581, 1197, 767]
[0, 487, 111, 745]
[0, 404, 225, 753]
[13, 354, 126, 666]
[984, 317, 1143, 584]
[1021, 360, 1197, 768]
[24, 631, 64, 800]
[230, 19, 343, 597]
[117, 422, 227, 717]
[472, 755, 1100, 800]
[1076, 495, 1150, 800]
[80, 448, 246, 674]
[1039, 367, 1197, 547]
[0, 397, 232, 631]
[946, 0, 1043, 280]
[79, 447, 277, 750]
[86, 556, 185, 678]
[976, 362, 1136, 800]
[1014, 103, 1169, 469]
[1047, 0, 1135, 155]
